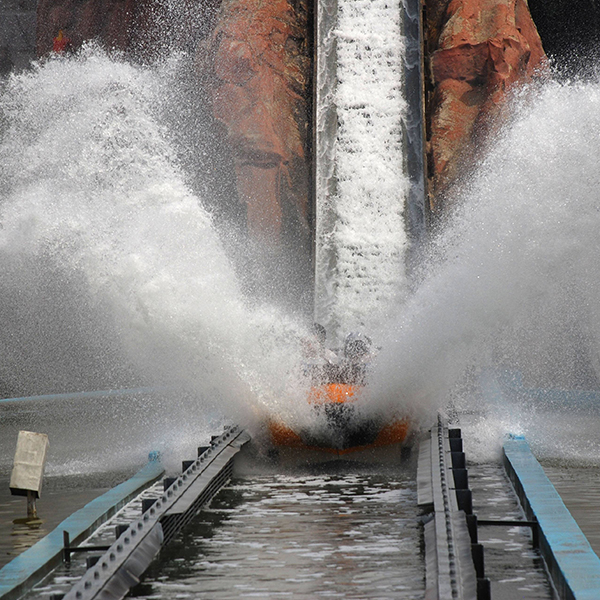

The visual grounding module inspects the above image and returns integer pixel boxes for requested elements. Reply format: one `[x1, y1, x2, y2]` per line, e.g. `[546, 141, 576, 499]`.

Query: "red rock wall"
[198, 0, 311, 249]
[36, 0, 313, 305]
[425, 0, 547, 209]
[35, 0, 545, 286]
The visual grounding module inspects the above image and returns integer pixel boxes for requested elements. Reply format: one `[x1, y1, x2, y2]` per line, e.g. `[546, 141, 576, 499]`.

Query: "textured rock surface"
[199, 0, 311, 249]
[34, 0, 313, 309]
[426, 0, 547, 207]
[35, 0, 312, 242]
[31, 0, 547, 299]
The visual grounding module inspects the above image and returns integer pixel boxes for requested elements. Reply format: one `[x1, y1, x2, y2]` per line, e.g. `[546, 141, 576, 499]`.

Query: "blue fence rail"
[503, 436, 600, 600]
[0, 456, 164, 600]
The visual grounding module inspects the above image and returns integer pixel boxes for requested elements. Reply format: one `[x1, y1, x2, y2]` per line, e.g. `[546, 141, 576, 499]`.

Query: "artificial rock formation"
[33, 0, 546, 297]
[199, 0, 311, 249]
[35, 0, 313, 308]
[425, 0, 547, 208]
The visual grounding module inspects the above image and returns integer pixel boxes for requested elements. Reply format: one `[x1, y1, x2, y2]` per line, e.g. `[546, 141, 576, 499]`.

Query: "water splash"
[0, 45, 311, 445]
[371, 76, 600, 459]
[5, 45, 600, 468]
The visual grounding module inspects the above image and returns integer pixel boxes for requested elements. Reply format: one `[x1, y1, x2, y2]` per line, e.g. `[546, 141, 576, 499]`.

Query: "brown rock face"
[425, 0, 547, 208]
[200, 0, 311, 250]
[36, 0, 313, 308]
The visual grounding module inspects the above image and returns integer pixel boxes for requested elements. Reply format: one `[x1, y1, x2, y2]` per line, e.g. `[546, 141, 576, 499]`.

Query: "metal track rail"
[62, 426, 251, 600]
[417, 415, 488, 600]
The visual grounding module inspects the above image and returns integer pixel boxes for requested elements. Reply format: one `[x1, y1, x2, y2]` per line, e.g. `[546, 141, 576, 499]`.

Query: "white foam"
[371, 77, 600, 460]
[0, 45, 312, 468]
[314, 0, 409, 344]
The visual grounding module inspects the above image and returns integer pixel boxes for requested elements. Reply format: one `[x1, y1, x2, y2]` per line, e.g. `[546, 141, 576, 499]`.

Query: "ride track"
[1, 409, 599, 600]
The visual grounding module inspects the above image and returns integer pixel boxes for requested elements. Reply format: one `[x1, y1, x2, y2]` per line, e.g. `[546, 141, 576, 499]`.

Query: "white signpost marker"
[10, 430, 49, 519]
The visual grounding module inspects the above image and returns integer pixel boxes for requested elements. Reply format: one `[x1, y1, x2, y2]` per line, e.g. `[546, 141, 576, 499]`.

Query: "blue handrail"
[0, 387, 170, 404]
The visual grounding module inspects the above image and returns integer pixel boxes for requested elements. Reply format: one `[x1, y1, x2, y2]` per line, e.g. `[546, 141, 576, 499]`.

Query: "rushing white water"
[314, 0, 410, 345]
[0, 46, 314, 443]
[371, 77, 600, 461]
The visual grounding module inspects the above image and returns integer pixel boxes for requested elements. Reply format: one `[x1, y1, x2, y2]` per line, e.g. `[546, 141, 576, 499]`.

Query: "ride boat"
[267, 333, 411, 462]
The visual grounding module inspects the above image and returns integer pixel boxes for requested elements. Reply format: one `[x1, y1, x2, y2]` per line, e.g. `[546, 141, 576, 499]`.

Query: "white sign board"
[10, 430, 49, 498]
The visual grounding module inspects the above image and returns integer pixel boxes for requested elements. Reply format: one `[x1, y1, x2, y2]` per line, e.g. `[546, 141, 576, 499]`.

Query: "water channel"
[1, 2, 600, 598]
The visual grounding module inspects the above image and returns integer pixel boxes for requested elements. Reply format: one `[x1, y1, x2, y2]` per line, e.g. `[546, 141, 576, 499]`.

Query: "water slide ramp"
[314, 0, 418, 342]
[504, 437, 600, 600]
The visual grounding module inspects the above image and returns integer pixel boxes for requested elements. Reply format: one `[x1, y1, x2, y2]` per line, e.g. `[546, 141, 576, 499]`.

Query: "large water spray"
[371, 77, 600, 459]
[0, 46, 313, 436]
[3, 35, 600, 468]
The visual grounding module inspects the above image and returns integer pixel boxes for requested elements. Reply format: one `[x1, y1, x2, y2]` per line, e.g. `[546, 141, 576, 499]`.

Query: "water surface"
[132, 470, 424, 599]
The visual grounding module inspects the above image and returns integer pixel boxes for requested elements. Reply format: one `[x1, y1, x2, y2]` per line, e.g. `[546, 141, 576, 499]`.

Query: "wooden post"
[26, 491, 37, 519]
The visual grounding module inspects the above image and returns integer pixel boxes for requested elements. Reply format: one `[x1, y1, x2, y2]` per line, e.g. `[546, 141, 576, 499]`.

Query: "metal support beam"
[417, 416, 479, 600]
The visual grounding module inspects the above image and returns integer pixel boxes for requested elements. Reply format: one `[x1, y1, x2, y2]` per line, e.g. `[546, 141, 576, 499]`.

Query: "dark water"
[468, 463, 553, 600]
[131, 471, 424, 600]
[2, 396, 597, 599]
[543, 464, 600, 557]
[1, 397, 425, 600]
[0, 480, 109, 569]
[2, 451, 598, 600]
